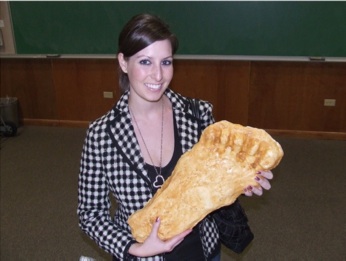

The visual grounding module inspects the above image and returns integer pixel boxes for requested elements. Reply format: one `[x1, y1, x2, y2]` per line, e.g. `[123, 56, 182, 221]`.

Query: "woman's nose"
[151, 64, 163, 81]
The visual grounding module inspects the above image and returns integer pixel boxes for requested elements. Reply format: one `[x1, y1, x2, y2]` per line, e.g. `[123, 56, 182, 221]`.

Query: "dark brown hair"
[117, 13, 178, 92]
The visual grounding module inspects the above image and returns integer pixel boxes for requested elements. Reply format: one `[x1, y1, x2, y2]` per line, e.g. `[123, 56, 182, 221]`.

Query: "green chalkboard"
[9, 1, 346, 57]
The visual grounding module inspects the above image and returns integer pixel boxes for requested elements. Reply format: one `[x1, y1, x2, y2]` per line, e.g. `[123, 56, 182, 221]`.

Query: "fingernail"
[256, 171, 262, 174]
[248, 186, 253, 190]
[156, 217, 160, 222]
[255, 176, 260, 181]
[244, 188, 247, 192]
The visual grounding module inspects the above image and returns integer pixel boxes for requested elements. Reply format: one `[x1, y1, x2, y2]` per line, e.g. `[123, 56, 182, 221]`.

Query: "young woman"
[77, 13, 273, 261]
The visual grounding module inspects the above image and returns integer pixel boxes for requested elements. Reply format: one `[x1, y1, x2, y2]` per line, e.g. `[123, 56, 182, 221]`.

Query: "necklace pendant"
[153, 175, 165, 189]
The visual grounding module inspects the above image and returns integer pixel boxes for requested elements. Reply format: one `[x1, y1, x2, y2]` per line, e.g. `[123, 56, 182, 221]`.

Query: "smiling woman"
[77, 13, 273, 261]
[116, 14, 178, 93]
[118, 40, 174, 103]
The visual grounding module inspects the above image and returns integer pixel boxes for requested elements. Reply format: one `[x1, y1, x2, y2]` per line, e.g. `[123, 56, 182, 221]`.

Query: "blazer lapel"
[166, 89, 201, 153]
[105, 95, 151, 187]
[175, 107, 201, 153]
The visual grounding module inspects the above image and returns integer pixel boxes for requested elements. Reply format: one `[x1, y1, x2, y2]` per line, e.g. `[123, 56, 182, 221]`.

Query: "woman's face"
[118, 40, 173, 103]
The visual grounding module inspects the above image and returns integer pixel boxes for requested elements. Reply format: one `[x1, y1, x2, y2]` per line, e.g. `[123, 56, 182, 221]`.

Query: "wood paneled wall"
[1, 58, 345, 139]
[248, 62, 346, 133]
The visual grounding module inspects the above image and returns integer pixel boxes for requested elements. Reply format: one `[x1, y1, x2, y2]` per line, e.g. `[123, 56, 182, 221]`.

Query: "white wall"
[0, 1, 16, 54]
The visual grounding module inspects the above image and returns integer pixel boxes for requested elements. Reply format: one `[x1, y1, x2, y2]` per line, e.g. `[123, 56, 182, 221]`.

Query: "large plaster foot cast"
[128, 120, 284, 242]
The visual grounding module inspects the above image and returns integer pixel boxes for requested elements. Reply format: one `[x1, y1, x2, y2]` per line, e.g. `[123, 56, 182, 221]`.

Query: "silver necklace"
[130, 100, 164, 189]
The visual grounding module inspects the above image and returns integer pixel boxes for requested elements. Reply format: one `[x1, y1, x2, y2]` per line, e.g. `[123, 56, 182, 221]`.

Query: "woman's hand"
[244, 170, 273, 196]
[128, 217, 192, 257]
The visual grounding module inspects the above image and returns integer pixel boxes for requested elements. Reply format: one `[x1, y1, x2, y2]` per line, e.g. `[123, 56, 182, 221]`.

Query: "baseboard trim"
[266, 129, 346, 140]
[23, 119, 90, 128]
[22, 119, 346, 140]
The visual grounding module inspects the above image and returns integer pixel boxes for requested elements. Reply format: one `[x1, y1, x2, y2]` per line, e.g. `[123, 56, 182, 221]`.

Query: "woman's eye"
[162, 60, 173, 66]
[139, 59, 151, 65]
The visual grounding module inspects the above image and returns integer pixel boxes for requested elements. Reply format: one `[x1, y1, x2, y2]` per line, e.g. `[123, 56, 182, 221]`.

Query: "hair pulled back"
[117, 13, 178, 92]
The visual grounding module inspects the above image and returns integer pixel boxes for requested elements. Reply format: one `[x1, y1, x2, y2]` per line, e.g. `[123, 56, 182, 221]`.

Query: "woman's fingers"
[243, 185, 252, 196]
[255, 176, 271, 191]
[258, 170, 273, 180]
[251, 185, 263, 196]
[243, 170, 274, 196]
[147, 217, 161, 240]
[148, 217, 192, 253]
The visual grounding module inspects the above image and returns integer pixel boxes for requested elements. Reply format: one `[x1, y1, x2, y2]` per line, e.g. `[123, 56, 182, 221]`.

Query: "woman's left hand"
[243, 170, 273, 196]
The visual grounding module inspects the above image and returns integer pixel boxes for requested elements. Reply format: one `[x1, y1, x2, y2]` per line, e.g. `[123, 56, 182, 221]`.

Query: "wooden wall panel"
[1, 58, 345, 138]
[248, 62, 346, 132]
[304, 63, 346, 132]
[0, 59, 56, 123]
[171, 60, 221, 118]
[216, 61, 250, 125]
[249, 62, 309, 130]
[51, 59, 119, 122]
[171, 60, 250, 124]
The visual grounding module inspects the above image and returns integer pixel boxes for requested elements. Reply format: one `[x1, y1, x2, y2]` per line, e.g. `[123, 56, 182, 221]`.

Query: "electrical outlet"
[103, 91, 114, 99]
[324, 99, 336, 107]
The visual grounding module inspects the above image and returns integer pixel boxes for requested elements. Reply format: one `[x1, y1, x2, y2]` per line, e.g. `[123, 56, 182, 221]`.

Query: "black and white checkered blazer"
[78, 88, 220, 260]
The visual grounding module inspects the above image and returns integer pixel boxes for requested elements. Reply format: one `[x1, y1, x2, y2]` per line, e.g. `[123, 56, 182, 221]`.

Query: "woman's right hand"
[128, 217, 192, 257]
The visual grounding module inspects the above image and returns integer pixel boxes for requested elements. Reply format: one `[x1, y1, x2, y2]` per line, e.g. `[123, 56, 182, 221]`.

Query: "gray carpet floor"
[1, 126, 345, 261]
